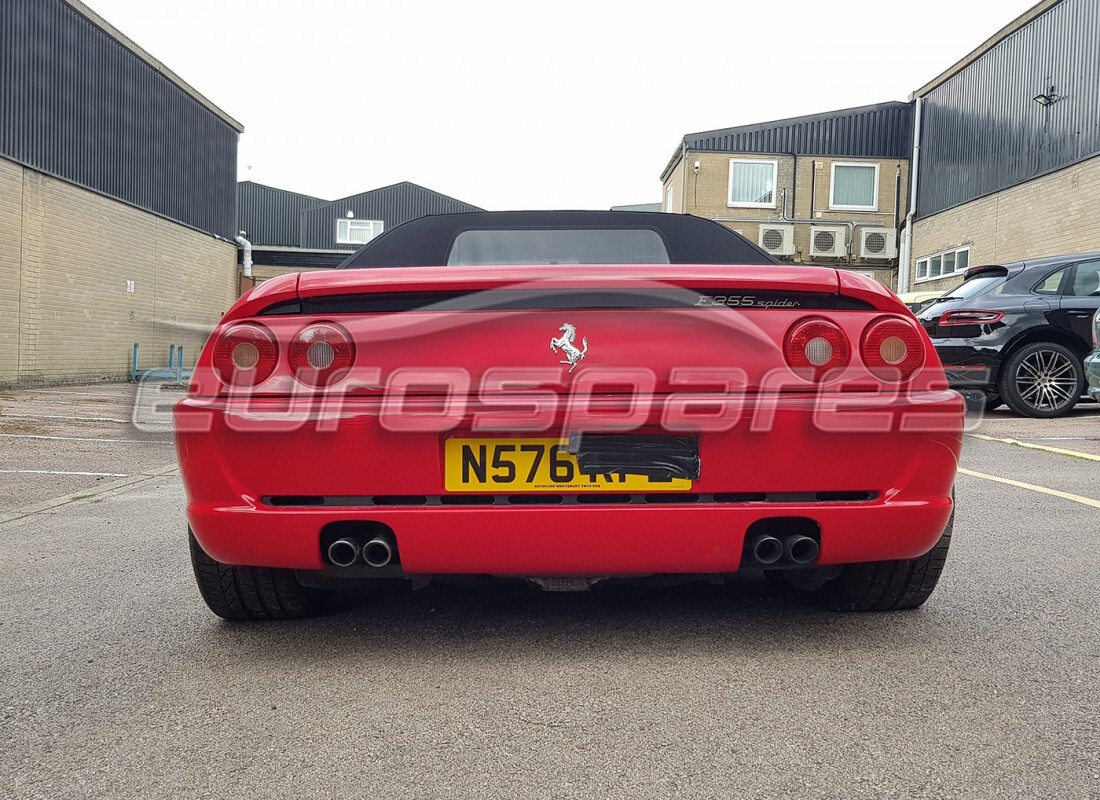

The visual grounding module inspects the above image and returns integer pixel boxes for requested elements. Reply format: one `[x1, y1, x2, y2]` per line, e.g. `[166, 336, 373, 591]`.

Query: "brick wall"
[0, 156, 237, 386]
[0, 159, 22, 383]
[663, 151, 908, 288]
[910, 153, 1100, 293]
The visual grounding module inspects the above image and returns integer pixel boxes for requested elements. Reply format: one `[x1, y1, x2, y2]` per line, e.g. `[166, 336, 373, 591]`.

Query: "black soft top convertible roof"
[336, 210, 779, 268]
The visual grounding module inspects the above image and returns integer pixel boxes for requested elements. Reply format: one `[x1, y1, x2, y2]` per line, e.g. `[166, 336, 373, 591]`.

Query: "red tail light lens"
[861, 317, 925, 381]
[289, 323, 355, 386]
[212, 323, 278, 387]
[784, 318, 851, 380]
[938, 309, 1004, 326]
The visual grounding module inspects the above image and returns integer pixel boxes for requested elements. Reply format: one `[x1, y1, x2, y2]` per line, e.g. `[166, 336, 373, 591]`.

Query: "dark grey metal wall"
[684, 102, 913, 160]
[0, 0, 239, 237]
[236, 182, 323, 247]
[917, 0, 1100, 218]
[300, 182, 483, 250]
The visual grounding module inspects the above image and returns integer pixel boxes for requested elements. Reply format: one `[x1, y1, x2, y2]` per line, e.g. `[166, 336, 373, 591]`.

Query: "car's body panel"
[176, 391, 961, 573]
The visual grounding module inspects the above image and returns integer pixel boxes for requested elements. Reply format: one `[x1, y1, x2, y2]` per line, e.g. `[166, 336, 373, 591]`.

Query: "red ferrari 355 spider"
[175, 211, 962, 619]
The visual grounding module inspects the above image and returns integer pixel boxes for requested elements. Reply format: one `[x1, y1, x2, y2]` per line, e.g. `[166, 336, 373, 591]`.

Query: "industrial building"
[235, 181, 483, 286]
[0, 0, 243, 386]
[905, 0, 1100, 293]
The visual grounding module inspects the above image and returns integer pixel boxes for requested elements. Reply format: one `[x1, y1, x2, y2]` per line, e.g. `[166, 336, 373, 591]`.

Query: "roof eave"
[659, 141, 687, 183]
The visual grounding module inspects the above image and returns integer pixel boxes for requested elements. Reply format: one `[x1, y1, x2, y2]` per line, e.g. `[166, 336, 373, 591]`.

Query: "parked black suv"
[916, 253, 1100, 418]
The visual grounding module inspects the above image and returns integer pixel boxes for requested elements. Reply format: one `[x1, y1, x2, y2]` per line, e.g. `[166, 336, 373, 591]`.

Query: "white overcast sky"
[83, 0, 1037, 211]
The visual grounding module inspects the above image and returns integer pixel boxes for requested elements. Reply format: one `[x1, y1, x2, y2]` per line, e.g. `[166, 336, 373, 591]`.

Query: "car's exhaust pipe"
[784, 535, 819, 565]
[327, 537, 361, 568]
[362, 534, 396, 568]
[749, 533, 784, 565]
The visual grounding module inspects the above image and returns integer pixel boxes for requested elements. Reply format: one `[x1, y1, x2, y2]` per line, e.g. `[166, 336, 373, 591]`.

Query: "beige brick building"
[0, 0, 243, 386]
[908, 156, 1100, 294]
[0, 157, 238, 385]
[662, 103, 913, 289]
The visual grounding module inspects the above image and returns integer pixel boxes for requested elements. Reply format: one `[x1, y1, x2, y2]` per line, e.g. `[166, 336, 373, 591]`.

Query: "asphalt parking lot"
[0, 383, 1097, 799]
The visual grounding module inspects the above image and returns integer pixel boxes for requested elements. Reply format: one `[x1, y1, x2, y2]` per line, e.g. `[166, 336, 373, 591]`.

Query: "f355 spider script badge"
[549, 322, 588, 373]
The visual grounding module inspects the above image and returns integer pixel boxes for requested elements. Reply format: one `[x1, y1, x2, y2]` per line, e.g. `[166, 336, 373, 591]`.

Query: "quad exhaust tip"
[324, 526, 399, 568]
[362, 534, 395, 568]
[746, 526, 820, 566]
[327, 537, 361, 568]
[784, 534, 819, 565]
[749, 534, 784, 565]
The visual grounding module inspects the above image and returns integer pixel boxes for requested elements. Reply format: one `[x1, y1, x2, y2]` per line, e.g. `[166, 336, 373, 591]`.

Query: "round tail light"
[212, 323, 278, 387]
[861, 317, 925, 381]
[784, 318, 851, 381]
[289, 323, 355, 386]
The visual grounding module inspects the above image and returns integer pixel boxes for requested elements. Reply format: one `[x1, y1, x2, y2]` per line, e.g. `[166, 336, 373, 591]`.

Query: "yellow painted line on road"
[957, 467, 1100, 510]
[966, 433, 1100, 462]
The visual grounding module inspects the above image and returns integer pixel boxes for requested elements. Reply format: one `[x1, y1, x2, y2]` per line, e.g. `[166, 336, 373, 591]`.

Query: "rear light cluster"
[213, 322, 355, 388]
[783, 316, 925, 382]
[288, 323, 355, 387]
[783, 319, 851, 381]
[938, 309, 1004, 326]
[212, 323, 278, 387]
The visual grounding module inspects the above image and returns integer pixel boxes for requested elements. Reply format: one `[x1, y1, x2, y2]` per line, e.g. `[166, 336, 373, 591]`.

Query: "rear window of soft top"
[447, 228, 671, 266]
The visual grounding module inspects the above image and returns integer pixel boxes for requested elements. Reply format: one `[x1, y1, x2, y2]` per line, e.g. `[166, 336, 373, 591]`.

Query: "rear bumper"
[929, 339, 1001, 391]
[175, 391, 963, 574]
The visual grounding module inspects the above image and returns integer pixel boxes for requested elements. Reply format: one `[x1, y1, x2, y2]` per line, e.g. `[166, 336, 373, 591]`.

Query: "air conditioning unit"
[758, 224, 795, 257]
[809, 225, 847, 258]
[859, 227, 898, 259]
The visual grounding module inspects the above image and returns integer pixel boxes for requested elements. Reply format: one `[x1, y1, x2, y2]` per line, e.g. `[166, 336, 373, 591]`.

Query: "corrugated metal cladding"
[0, 0, 238, 237]
[917, 0, 1100, 218]
[685, 102, 913, 159]
[236, 182, 324, 247]
[300, 182, 484, 250]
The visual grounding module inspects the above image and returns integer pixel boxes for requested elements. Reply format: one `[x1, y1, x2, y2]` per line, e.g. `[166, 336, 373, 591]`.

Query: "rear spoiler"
[963, 264, 1009, 281]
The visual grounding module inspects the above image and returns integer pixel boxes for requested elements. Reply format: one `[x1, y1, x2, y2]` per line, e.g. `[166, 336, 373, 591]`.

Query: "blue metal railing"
[131, 343, 191, 385]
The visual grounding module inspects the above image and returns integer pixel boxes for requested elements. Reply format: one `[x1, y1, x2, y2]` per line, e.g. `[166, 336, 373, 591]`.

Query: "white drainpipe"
[898, 96, 922, 293]
[235, 233, 253, 278]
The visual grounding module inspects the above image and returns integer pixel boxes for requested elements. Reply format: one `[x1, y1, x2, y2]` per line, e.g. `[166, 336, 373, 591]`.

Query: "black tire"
[998, 342, 1084, 418]
[963, 392, 1002, 414]
[189, 529, 326, 620]
[769, 508, 953, 612]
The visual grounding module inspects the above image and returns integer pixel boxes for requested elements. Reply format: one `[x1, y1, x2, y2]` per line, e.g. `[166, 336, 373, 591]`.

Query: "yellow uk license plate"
[444, 437, 693, 492]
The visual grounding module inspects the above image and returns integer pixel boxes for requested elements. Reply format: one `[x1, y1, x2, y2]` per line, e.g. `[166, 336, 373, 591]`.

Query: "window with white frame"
[336, 218, 384, 245]
[830, 163, 879, 210]
[727, 159, 777, 208]
[915, 246, 970, 282]
[665, 185, 674, 213]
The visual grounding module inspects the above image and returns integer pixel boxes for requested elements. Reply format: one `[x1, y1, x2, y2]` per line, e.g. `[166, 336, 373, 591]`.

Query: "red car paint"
[175, 264, 963, 576]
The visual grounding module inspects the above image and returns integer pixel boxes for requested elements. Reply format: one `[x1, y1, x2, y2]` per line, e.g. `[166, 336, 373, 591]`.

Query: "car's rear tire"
[767, 508, 953, 611]
[189, 529, 326, 620]
[999, 342, 1084, 418]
